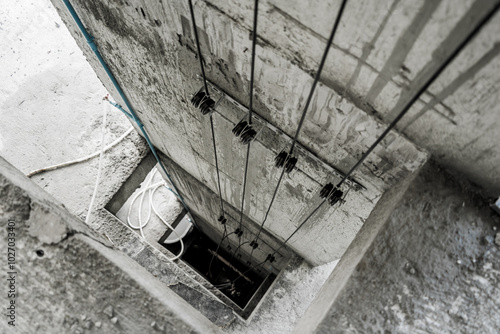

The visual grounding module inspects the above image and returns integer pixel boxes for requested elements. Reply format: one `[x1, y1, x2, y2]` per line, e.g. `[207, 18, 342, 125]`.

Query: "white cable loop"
[27, 127, 134, 178]
[126, 168, 186, 260]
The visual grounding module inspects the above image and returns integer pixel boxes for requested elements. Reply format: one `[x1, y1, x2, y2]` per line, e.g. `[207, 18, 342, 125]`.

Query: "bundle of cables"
[125, 167, 190, 261]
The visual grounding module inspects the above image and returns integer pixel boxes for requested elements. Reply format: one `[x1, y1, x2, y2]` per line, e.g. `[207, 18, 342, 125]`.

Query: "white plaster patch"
[27, 202, 68, 244]
[390, 304, 406, 323]
[472, 274, 490, 286]
[449, 296, 464, 314]
[402, 284, 412, 296]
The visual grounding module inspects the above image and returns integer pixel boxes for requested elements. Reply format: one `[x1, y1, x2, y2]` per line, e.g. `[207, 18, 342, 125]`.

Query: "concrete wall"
[0, 156, 221, 333]
[50, 0, 432, 265]
[295, 161, 500, 333]
[211, 0, 500, 195]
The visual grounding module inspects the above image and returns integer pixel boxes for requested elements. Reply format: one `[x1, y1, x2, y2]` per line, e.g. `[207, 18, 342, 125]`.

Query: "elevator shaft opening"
[161, 221, 277, 311]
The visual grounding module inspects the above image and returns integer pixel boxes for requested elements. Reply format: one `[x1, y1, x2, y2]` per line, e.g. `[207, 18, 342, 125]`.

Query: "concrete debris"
[103, 305, 114, 318]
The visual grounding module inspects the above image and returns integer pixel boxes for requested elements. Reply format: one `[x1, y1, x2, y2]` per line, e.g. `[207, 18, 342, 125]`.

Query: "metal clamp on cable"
[217, 215, 227, 225]
[249, 240, 259, 249]
[234, 228, 243, 237]
[274, 150, 297, 173]
[232, 120, 257, 144]
[320, 183, 344, 206]
[190, 88, 222, 116]
[266, 254, 276, 263]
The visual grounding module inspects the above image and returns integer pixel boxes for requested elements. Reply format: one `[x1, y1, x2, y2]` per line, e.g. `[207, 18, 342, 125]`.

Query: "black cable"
[188, 0, 229, 275]
[237, 143, 251, 233]
[188, 0, 209, 96]
[248, 0, 259, 125]
[234, 0, 259, 258]
[335, 1, 500, 189]
[273, 199, 326, 257]
[229, 241, 250, 265]
[271, 182, 353, 258]
[248, 0, 348, 259]
[188, 0, 225, 214]
[288, 0, 348, 154]
[210, 115, 225, 213]
[208, 228, 234, 275]
[250, 167, 286, 258]
[275, 1, 500, 255]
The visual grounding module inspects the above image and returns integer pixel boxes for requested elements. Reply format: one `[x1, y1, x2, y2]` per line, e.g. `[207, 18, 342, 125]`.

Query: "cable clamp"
[234, 228, 243, 237]
[217, 215, 227, 225]
[274, 150, 297, 173]
[190, 86, 223, 116]
[320, 183, 344, 206]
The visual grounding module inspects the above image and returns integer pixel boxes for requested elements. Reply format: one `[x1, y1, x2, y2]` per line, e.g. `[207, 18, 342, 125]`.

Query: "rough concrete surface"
[0, 2, 346, 332]
[0, 0, 148, 219]
[210, 0, 500, 195]
[0, 156, 221, 334]
[49, 0, 432, 265]
[226, 257, 338, 334]
[299, 162, 500, 333]
[294, 157, 421, 334]
[4, 0, 500, 333]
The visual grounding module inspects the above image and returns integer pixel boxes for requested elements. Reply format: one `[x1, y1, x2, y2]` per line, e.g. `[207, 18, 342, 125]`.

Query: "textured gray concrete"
[1, 3, 346, 329]
[7, 0, 500, 331]
[210, 0, 500, 195]
[0, 156, 221, 334]
[50, 0, 432, 265]
[294, 158, 420, 333]
[0, 0, 149, 221]
[92, 208, 238, 328]
[158, 152, 291, 269]
[225, 256, 337, 334]
[295, 161, 500, 333]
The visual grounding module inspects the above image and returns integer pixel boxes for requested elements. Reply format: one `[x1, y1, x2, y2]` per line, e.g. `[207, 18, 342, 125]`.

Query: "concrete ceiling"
[52, 0, 499, 265]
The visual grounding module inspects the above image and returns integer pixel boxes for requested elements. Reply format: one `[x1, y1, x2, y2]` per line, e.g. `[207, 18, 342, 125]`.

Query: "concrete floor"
[1, 1, 338, 332]
[0, 0, 147, 219]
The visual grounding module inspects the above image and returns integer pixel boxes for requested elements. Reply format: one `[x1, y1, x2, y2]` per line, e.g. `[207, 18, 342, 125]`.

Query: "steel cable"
[280, 1, 500, 252]
[233, 0, 260, 261]
[248, 0, 348, 259]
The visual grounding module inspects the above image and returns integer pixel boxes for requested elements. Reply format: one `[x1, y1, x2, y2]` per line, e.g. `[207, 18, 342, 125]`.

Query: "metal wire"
[188, 0, 225, 214]
[335, 1, 500, 189]
[235, 185, 352, 282]
[237, 143, 251, 232]
[229, 241, 250, 265]
[234, 0, 259, 258]
[248, 0, 348, 259]
[210, 115, 225, 213]
[188, 0, 230, 272]
[208, 228, 233, 275]
[288, 0, 348, 154]
[248, 0, 259, 125]
[271, 182, 353, 258]
[188, 0, 209, 96]
[269, 0, 500, 257]
[250, 167, 286, 258]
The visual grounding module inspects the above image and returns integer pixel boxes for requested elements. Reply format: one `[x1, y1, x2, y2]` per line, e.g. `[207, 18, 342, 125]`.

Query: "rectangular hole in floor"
[159, 215, 278, 311]
[106, 153, 290, 320]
